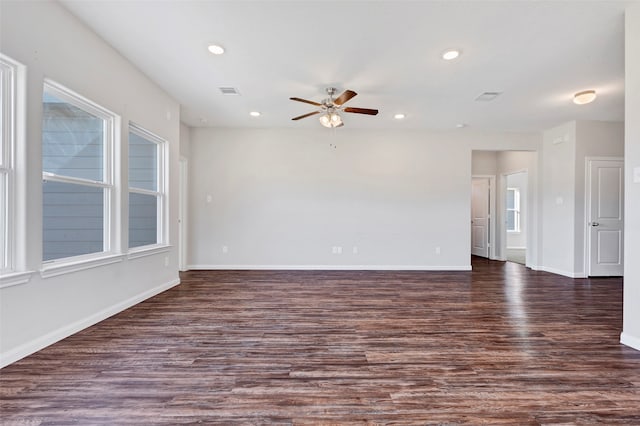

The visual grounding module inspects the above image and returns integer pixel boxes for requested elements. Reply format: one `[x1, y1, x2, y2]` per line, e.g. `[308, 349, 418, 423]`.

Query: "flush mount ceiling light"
[207, 44, 225, 55]
[573, 90, 597, 105]
[249, 111, 261, 117]
[442, 49, 461, 60]
[394, 113, 406, 120]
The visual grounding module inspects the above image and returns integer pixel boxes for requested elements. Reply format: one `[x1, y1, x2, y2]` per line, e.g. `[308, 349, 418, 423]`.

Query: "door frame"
[584, 156, 624, 276]
[471, 175, 497, 260]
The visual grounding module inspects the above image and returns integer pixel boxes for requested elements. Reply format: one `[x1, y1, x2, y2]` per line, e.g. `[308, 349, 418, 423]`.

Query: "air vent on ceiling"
[475, 92, 502, 102]
[219, 87, 240, 95]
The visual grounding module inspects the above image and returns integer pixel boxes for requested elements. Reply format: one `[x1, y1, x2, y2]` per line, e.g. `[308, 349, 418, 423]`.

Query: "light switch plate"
[634, 166, 640, 183]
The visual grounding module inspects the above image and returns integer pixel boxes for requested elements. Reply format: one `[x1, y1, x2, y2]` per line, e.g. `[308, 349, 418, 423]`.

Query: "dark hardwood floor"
[1, 258, 639, 424]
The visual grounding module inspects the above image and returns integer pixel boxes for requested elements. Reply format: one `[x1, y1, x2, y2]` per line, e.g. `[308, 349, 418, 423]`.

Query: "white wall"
[541, 121, 577, 276]
[0, 1, 181, 366]
[471, 151, 497, 175]
[188, 128, 539, 270]
[539, 120, 624, 277]
[180, 122, 191, 158]
[622, 4, 640, 351]
[574, 120, 624, 275]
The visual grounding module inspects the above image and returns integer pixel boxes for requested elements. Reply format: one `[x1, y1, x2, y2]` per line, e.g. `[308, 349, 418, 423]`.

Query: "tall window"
[42, 81, 116, 262]
[128, 124, 166, 250]
[0, 55, 17, 273]
[506, 187, 521, 232]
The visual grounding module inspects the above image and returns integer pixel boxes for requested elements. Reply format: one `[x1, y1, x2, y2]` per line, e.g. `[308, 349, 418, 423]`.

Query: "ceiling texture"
[60, 0, 632, 132]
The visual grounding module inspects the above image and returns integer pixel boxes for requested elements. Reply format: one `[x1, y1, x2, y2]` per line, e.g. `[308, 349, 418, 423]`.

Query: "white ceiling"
[60, 0, 631, 132]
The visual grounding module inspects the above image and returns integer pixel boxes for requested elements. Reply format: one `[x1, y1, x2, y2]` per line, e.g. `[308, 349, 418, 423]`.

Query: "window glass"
[129, 131, 157, 191]
[42, 92, 103, 182]
[42, 181, 104, 261]
[129, 192, 158, 248]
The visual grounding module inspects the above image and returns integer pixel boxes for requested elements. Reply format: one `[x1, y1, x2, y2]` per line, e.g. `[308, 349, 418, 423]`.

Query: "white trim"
[0, 55, 20, 274]
[506, 246, 527, 250]
[0, 270, 33, 288]
[0, 278, 180, 368]
[128, 122, 168, 248]
[187, 264, 472, 271]
[178, 157, 188, 271]
[42, 80, 119, 261]
[41, 253, 125, 278]
[127, 244, 171, 260]
[620, 332, 640, 351]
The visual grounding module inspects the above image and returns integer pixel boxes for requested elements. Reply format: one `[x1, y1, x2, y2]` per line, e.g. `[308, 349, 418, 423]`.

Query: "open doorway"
[505, 171, 527, 265]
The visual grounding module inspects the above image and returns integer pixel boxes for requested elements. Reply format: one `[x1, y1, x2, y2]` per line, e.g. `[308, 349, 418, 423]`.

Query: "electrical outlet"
[222, 245, 228, 254]
[164, 256, 169, 267]
[352, 246, 358, 254]
[435, 246, 441, 255]
[337, 246, 342, 254]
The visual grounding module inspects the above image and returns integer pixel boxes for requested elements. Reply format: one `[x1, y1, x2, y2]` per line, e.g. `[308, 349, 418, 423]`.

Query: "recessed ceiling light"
[207, 44, 225, 55]
[442, 49, 461, 60]
[456, 123, 467, 128]
[394, 113, 405, 120]
[249, 111, 261, 117]
[573, 90, 596, 105]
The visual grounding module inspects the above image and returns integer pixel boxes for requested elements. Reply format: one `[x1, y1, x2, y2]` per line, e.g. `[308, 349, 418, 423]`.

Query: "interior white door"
[471, 178, 490, 258]
[588, 159, 624, 276]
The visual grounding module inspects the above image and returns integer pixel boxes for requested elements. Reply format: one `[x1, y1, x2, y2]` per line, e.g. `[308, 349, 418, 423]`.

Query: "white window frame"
[0, 53, 32, 288]
[506, 187, 521, 233]
[41, 80, 123, 277]
[127, 123, 168, 258]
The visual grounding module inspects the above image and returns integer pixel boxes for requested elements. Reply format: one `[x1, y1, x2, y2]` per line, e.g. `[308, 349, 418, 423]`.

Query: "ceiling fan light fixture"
[573, 90, 596, 105]
[319, 112, 342, 128]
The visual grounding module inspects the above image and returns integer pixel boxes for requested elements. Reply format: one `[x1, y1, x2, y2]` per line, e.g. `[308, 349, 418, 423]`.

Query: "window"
[506, 187, 521, 232]
[128, 124, 166, 251]
[0, 55, 17, 274]
[42, 80, 117, 263]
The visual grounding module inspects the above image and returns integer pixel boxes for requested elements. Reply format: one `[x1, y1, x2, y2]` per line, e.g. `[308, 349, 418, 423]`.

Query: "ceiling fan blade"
[333, 90, 357, 106]
[291, 111, 321, 120]
[290, 97, 322, 107]
[343, 107, 379, 115]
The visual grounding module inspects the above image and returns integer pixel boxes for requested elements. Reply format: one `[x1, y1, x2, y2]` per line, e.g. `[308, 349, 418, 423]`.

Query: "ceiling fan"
[290, 87, 379, 128]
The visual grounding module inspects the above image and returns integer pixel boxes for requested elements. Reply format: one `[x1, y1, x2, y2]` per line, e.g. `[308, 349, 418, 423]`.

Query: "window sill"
[41, 253, 125, 279]
[128, 244, 171, 260]
[0, 271, 34, 289]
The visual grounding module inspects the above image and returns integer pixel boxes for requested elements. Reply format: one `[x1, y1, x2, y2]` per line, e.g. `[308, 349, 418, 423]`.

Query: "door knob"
[591, 222, 600, 227]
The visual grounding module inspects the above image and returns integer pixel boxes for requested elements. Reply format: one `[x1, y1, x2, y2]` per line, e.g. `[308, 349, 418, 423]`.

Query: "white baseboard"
[0, 278, 181, 368]
[537, 266, 585, 278]
[506, 246, 526, 250]
[621, 332, 640, 351]
[188, 264, 472, 271]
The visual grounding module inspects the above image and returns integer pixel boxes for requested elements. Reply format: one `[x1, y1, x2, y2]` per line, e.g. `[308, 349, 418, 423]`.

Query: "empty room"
[1, 0, 640, 423]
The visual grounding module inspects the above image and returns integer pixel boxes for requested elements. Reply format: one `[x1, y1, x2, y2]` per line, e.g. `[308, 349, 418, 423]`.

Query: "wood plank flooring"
[1, 258, 639, 424]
